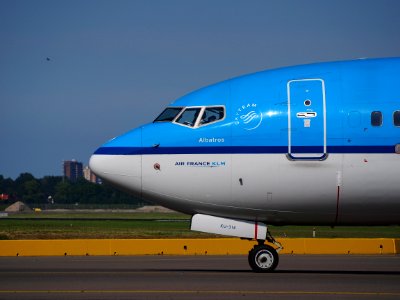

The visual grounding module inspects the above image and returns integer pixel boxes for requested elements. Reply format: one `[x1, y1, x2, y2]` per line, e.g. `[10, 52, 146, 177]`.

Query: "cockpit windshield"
[175, 107, 202, 127]
[154, 107, 183, 122]
[153, 106, 225, 128]
[199, 107, 225, 126]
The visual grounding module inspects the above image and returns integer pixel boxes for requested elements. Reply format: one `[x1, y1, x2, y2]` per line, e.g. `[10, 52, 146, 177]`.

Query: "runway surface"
[0, 255, 399, 299]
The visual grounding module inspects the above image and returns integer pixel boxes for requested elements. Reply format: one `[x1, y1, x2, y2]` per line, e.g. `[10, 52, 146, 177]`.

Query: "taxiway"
[0, 255, 399, 299]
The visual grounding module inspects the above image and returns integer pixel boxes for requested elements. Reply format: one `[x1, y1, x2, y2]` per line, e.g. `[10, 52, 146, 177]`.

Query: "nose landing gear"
[248, 231, 282, 272]
[190, 214, 282, 272]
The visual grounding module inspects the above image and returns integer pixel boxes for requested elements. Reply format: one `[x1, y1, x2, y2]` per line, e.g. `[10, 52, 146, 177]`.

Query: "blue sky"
[1, 0, 400, 179]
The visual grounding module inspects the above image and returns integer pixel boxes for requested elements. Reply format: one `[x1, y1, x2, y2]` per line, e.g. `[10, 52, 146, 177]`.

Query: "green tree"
[40, 176, 63, 200]
[13, 173, 45, 204]
[54, 180, 72, 204]
[23, 179, 44, 205]
[0, 175, 15, 198]
[1, 173, 149, 207]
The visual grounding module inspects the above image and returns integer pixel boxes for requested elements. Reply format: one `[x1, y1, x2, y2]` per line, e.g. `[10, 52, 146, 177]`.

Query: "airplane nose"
[89, 154, 142, 196]
[89, 129, 142, 196]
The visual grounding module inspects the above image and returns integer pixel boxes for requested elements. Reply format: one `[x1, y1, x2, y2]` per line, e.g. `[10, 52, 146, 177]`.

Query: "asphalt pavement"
[0, 254, 399, 299]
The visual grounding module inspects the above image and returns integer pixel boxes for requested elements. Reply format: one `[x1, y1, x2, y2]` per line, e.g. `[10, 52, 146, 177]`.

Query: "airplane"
[89, 57, 400, 272]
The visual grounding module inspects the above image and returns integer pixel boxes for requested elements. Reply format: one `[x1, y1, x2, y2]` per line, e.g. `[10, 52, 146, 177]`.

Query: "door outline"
[287, 78, 327, 161]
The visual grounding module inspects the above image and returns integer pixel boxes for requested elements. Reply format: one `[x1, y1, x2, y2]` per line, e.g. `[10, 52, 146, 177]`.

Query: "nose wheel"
[248, 244, 279, 272]
[248, 230, 282, 272]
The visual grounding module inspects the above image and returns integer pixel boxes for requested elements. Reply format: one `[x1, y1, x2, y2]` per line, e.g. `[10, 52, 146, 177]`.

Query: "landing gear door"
[287, 79, 327, 160]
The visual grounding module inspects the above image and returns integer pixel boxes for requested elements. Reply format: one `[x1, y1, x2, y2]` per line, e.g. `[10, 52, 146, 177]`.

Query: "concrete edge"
[0, 238, 398, 256]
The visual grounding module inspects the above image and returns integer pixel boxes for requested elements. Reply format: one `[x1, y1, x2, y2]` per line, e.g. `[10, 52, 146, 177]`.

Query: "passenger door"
[287, 79, 327, 160]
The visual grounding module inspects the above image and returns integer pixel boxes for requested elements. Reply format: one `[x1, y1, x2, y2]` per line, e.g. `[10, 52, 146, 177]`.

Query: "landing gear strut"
[248, 230, 282, 272]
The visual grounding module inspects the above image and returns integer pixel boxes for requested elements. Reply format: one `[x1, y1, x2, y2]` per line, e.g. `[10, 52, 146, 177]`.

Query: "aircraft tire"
[248, 244, 279, 272]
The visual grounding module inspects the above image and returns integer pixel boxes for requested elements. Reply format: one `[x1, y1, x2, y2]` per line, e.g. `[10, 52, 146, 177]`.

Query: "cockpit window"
[155, 105, 225, 128]
[175, 107, 202, 127]
[154, 107, 183, 122]
[199, 107, 225, 126]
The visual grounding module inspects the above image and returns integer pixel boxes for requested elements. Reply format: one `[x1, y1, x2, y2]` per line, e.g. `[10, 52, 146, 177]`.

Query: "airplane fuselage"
[90, 58, 400, 226]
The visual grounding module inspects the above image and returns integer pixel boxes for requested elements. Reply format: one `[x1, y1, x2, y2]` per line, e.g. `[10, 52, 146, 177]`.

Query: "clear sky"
[1, 0, 400, 179]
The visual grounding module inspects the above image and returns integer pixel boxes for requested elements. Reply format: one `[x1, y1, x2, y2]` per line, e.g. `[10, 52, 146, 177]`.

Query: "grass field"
[6, 212, 189, 220]
[0, 211, 399, 240]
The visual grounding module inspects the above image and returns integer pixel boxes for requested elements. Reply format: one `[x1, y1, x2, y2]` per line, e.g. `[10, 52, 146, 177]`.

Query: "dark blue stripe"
[94, 147, 143, 155]
[328, 145, 394, 153]
[94, 145, 395, 155]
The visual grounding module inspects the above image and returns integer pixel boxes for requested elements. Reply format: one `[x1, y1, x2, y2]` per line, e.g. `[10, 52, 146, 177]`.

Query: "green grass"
[0, 211, 208, 239]
[7, 212, 190, 220]
[0, 212, 399, 240]
[0, 219, 206, 240]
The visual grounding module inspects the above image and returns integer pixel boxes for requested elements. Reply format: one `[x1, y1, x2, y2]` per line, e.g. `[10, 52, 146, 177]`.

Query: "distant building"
[83, 166, 102, 184]
[63, 160, 83, 182]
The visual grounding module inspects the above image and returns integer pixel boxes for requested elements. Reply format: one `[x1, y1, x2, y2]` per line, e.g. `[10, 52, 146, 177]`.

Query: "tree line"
[0, 173, 148, 207]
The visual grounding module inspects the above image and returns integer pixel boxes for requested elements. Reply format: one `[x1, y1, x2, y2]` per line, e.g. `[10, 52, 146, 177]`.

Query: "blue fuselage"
[91, 58, 400, 225]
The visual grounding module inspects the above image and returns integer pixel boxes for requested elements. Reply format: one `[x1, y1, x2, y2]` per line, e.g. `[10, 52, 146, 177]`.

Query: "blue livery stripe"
[94, 145, 395, 155]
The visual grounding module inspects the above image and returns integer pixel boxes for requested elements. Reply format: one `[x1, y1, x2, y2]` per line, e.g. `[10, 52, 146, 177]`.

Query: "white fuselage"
[90, 152, 400, 225]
